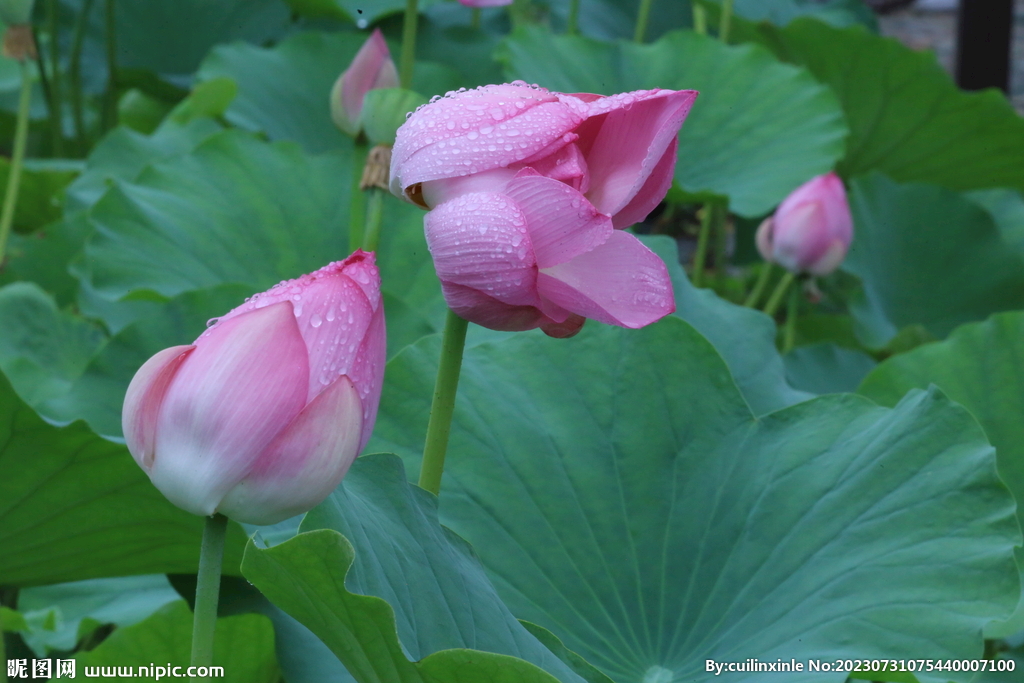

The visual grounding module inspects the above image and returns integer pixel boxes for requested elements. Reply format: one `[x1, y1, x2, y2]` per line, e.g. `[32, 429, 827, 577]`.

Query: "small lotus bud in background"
[122, 252, 386, 525]
[756, 172, 853, 276]
[330, 29, 399, 137]
[456, 0, 513, 6]
[0, 0, 36, 61]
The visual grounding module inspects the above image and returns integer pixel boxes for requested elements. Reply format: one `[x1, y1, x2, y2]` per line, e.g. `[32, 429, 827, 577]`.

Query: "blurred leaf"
[243, 453, 588, 683]
[0, 215, 89, 306]
[0, 370, 247, 587]
[783, 342, 875, 394]
[370, 317, 1019, 683]
[843, 173, 1024, 347]
[75, 601, 279, 683]
[753, 18, 1024, 193]
[117, 90, 175, 135]
[1, 159, 79, 235]
[360, 88, 428, 145]
[285, 0, 436, 24]
[167, 77, 238, 126]
[1, 606, 27, 632]
[18, 576, 179, 655]
[498, 27, 847, 217]
[859, 311, 1024, 638]
[698, 0, 876, 34]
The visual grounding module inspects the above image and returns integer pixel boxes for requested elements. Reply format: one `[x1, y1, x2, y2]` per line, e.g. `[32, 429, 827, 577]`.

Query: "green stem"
[70, 0, 94, 155]
[567, 0, 580, 34]
[633, 0, 654, 42]
[471, 7, 481, 29]
[691, 204, 714, 288]
[743, 261, 773, 308]
[399, 0, 418, 89]
[0, 62, 33, 268]
[418, 310, 469, 496]
[712, 204, 728, 286]
[783, 281, 799, 353]
[719, 0, 734, 43]
[362, 188, 384, 252]
[190, 513, 228, 683]
[46, 0, 63, 156]
[692, 4, 707, 35]
[349, 139, 368, 252]
[102, 0, 117, 132]
[763, 270, 795, 318]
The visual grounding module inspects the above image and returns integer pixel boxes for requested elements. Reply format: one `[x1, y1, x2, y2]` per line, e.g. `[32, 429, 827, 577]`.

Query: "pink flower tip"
[330, 29, 399, 137]
[756, 172, 853, 277]
[122, 252, 386, 525]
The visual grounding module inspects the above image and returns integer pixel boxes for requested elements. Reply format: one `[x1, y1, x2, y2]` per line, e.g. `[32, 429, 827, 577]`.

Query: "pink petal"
[576, 89, 697, 219]
[390, 84, 585, 201]
[122, 345, 194, 472]
[777, 172, 853, 248]
[540, 314, 586, 338]
[537, 230, 675, 328]
[608, 137, 678, 229]
[512, 140, 590, 193]
[347, 297, 386, 453]
[150, 302, 309, 517]
[330, 29, 397, 136]
[424, 192, 539, 308]
[218, 375, 364, 525]
[441, 282, 548, 332]
[503, 171, 613, 269]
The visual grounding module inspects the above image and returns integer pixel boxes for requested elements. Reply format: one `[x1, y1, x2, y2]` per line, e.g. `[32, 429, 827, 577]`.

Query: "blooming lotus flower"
[756, 172, 853, 276]
[390, 82, 697, 336]
[330, 29, 399, 137]
[122, 252, 386, 525]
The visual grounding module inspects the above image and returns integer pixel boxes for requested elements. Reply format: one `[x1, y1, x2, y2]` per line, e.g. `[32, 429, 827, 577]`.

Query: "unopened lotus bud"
[330, 29, 399, 137]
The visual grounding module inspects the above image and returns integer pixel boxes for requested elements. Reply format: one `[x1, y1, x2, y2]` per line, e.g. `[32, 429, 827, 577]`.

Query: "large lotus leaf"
[75, 600, 279, 683]
[698, 0, 876, 33]
[0, 370, 248, 587]
[285, 0, 436, 24]
[843, 173, 1024, 347]
[368, 317, 1019, 683]
[0, 159, 79, 234]
[752, 18, 1024, 192]
[783, 342, 876, 395]
[858, 311, 1024, 637]
[244, 453, 589, 683]
[643, 235, 811, 414]
[497, 27, 847, 217]
[198, 31, 459, 154]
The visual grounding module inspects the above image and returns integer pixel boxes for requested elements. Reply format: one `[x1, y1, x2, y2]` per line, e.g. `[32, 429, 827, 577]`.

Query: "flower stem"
[0, 61, 34, 268]
[70, 0, 94, 155]
[399, 0, 418, 89]
[633, 0, 654, 42]
[783, 281, 799, 353]
[46, 0, 64, 156]
[362, 188, 384, 252]
[190, 513, 228, 683]
[692, 4, 707, 35]
[419, 310, 469, 496]
[349, 139, 368, 252]
[743, 261, 773, 308]
[719, 0, 734, 43]
[102, 0, 118, 133]
[763, 270, 795, 318]
[567, 0, 580, 34]
[691, 203, 715, 288]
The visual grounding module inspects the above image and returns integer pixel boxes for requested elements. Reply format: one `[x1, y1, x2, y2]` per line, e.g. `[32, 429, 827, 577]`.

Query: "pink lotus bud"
[456, 0, 513, 6]
[389, 82, 695, 334]
[122, 252, 386, 525]
[756, 172, 853, 276]
[330, 29, 400, 137]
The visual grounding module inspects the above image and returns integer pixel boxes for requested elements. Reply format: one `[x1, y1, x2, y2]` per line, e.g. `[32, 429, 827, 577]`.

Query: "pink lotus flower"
[122, 252, 386, 525]
[330, 29, 399, 137]
[390, 82, 697, 336]
[756, 172, 853, 276]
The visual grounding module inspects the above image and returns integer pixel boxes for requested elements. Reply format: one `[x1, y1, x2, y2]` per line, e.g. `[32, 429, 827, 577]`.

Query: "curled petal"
[609, 137, 678, 229]
[218, 375, 364, 525]
[122, 345, 193, 472]
[537, 230, 675, 328]
[441, 282, 549, 331]
[150, 302, 309, 517]
[425, 192, 539, 307]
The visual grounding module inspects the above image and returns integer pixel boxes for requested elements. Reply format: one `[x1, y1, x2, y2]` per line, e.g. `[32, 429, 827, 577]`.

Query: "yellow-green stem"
[362, 188, 384, 252]
[349, 139, 368, 251]
[0, 62, 33, 267]
[419, 310, 469, 496]
[691, 204, 714, 288]
[567, 0, 580, 34]
[399, 0, 418, 89]
[634, 0, 654, 42]
[693, 4, 707, 34]
[743, 262, 773, 308]
[783, 281, 799, 353]
[719, 0, 734, 43]
[190, 513, 227, 683]
[763, 271, 795, 318]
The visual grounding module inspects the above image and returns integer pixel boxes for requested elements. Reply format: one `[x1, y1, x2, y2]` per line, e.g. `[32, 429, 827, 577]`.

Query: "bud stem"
[567, 0, 580, 35]
[190, 513, 228, 683]
[783, 281, 799, 353]
[634, 0, 654, 42]
[693, 5, 707, 35]
[399, 0, 418, 89]
[0, 60, 33, 268]
[743, 262, 773, 308]
[362, 188, 384, 252]
[46, 0, 64, 156]
[349, 140, 368, 251]
[719, 0, 734, 43]
[691, 203, 722, 288]
[763, 271, 795, 318]
[419, 310, 469, 496]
